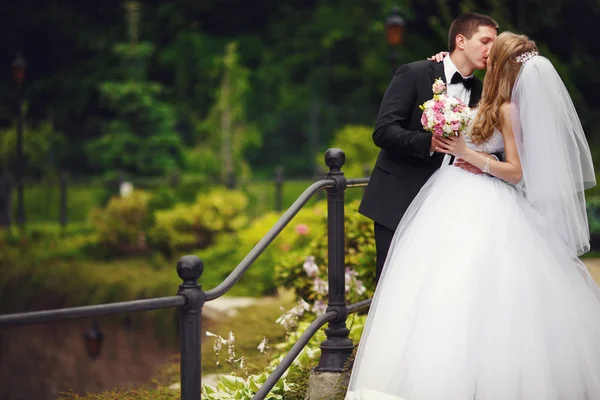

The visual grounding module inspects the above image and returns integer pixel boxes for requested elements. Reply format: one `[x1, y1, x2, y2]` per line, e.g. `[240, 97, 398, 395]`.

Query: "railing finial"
[177, 255, 204, 285]
[324, 148, 346, 173]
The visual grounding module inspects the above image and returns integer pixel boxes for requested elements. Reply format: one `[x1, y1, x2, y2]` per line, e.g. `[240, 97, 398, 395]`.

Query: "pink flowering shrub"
[274, 199, 376, 321]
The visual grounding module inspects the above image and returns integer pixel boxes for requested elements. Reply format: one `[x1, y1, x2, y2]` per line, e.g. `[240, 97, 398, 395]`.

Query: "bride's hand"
[427, 51, 449, 63]
[434, 133, 470, 158]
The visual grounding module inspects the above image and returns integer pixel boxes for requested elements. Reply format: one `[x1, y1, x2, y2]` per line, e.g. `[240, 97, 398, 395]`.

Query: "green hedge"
[14, 176, 354, 226]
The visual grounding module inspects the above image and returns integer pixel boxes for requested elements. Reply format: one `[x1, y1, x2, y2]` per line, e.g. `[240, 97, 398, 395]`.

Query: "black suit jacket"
[359, 60, 482, 231]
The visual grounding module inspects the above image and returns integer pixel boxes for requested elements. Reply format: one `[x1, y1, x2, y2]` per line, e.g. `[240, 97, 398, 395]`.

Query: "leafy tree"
[85, 1, 183, 178]
[194, 41, 261, 184]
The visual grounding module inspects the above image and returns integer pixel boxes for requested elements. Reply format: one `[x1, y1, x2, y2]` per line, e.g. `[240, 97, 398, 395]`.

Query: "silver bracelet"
[482, 158, 491, 174]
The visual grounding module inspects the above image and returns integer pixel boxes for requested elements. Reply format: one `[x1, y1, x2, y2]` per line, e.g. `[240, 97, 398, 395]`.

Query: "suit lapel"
[430, 61, 446, 85]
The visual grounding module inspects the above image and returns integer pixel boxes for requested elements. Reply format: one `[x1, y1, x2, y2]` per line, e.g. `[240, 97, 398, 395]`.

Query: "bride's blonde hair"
[470, 32, 538, 144]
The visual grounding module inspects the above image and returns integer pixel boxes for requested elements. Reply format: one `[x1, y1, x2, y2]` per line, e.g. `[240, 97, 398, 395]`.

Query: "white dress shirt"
[443, 55, 473, 105]
[433, 57, 483, 163]
[437, 58, 499, 164]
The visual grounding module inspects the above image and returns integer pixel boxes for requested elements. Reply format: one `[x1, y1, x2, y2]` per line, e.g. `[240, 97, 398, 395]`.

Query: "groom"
[359, 12, 499, 283]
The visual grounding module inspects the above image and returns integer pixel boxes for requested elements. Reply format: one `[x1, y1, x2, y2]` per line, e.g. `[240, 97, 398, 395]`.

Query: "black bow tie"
[450, 71, 474, 90]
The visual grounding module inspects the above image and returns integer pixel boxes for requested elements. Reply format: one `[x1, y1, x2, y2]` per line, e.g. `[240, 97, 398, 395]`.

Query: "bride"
[346, 32, 600, 400]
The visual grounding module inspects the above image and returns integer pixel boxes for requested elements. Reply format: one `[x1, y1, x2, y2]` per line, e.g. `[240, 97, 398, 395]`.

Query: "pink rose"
[451, 121, 462, 131]
[433, 111, 445, 125]
[421, 113, 428, 127]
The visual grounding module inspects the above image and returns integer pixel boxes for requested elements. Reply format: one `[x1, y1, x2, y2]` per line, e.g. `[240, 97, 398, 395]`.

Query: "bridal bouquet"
[419, 78, 473, 137]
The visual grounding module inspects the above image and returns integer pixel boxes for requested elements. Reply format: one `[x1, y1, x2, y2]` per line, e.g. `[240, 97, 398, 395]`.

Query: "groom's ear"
[455, 34, 467, 51]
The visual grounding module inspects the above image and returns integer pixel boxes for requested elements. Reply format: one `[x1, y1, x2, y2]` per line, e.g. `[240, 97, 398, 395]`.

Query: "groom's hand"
[454, 158, 484, 174]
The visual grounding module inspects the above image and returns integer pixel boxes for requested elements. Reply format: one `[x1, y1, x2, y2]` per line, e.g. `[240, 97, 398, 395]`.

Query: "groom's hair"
[448, 12, 499, 53]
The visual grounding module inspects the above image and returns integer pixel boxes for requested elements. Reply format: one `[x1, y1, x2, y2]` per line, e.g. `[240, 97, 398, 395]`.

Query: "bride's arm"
[435, 103, 523, 185]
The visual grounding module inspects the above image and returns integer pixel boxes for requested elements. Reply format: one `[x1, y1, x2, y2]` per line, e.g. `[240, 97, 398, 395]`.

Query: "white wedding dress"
[346, 129, 600, 400]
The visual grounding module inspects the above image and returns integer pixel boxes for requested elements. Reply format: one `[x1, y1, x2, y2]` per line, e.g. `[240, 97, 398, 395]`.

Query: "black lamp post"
[385, 7, 406, 77]
[12, 51, 26, 229]
[83, 320, 104, 359]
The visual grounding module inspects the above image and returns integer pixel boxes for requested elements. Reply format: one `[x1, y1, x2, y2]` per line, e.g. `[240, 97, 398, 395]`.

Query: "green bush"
[173, 174, 213, 204]
[275, 199, 376, 311]
[147, 187, 178, 216]
[202, 372, 293, 400]
[148, 187, 249, 257]
[89, 190, 151, 256]
[195, 204, 326, 296]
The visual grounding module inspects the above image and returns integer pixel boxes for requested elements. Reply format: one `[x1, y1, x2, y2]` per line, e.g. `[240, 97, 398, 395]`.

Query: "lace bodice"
[465, 129, 505, 154]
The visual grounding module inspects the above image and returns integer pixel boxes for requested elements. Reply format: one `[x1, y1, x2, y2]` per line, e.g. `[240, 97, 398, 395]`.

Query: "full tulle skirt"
[346, 164, 600, 400]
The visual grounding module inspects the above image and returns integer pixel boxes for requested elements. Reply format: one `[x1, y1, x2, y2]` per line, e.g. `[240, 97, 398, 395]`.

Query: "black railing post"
[274, 165, 284, 212]
[316, 148, 353, 372]
[177, 255, 205, 400]
[15, 81, 25, 229]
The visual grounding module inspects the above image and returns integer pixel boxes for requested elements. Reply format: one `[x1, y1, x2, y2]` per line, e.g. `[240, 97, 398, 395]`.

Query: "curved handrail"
[251, 297, 372, 400]
[347, 298, 372, 314]
[346, 177, 369, 188]
[251, 310, 337, 400]
[205, 179, 335, 301]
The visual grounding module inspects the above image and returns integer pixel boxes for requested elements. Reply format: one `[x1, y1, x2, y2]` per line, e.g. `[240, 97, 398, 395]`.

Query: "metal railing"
[0, 148, 371, 399]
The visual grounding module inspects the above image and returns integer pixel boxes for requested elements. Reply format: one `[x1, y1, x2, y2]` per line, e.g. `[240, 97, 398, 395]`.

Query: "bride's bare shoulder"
[500, 102, 512, 116]
[499, 102, 513, 129]
[497, 102, 516, 141]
